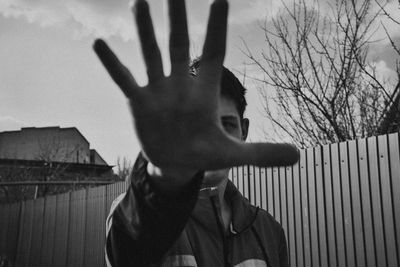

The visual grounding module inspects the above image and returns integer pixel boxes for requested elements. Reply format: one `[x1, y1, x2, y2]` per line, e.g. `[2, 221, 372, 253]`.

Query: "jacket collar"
[191, 180, 258, 235]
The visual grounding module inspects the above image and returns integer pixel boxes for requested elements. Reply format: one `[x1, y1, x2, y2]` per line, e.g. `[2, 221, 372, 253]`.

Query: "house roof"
[0, 126, 109, 165]
[0, 126, 91, 146]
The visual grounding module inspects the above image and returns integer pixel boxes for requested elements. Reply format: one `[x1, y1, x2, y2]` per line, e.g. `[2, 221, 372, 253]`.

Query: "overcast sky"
[1, 0, 399, 167]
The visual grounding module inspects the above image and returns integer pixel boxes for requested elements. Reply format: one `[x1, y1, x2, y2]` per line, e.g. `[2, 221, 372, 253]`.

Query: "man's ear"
[241, 118, 249, 141]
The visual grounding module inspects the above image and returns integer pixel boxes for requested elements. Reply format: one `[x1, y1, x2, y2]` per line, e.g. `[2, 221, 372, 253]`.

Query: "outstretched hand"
[93, 0, 299, 173]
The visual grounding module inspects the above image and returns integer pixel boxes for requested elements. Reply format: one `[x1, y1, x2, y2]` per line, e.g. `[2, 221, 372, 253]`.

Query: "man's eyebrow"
[221, 115, 239, 122]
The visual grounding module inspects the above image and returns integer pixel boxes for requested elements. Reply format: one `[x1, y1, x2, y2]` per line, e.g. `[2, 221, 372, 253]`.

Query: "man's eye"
[222, 122, 236, 130]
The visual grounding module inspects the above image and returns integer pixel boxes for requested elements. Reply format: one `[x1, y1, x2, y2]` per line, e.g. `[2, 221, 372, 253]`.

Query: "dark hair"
[189, 59, 247, 119]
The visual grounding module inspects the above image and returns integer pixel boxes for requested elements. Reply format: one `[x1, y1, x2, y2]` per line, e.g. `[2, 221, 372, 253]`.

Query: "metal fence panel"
[340, 142, 356, 267]
[348, 139, 366, 267]
[84, 186, 106, 267]
[331, 143, 347, 267]
[66, 190, 86, 267]
[29, 198, 45, 266]
[243, 166, 249, 201]
[322, 144, 337, 267]
[106, 182, 125, 216]
[377, 134, 398, 267]
[237, 165, 244, 197]
[105, 183, 115, 219]
[6, 202, 21, 264]
[99, 186, 107, 267]
[15, 200, 34, 267]
[266, 167, 274, 216]
[273, 167, 280, 223]
[368, 137, 387, 266]
[249, 165, 255, 206]
[231, 166, 236, 186]
[260, 167, 267, 211]
[388, 133, 400, 263]
[293, 158, 304, 267]
[358, 138, 377, 267]
[52, 193, 70, 267]
[315, 145, 328, 267]
[40, 195, 57, 267]
[285, 164, 296, 267]
[0, 132, 399, 267]
[279, 166, 288, 253]
[254, 167, 261, 208]
[307, 148, 319, 267]
[0, 204, 9, 255]
[299, 148, 312, 267]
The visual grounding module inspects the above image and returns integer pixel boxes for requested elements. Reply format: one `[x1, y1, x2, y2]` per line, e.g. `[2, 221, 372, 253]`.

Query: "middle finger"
[168, 0, 190, 76]
[198, 0, 229, 97]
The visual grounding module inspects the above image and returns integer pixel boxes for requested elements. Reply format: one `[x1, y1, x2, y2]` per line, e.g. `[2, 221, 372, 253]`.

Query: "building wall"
[0, 127, 91, 164]
[90, 149, 108, 165]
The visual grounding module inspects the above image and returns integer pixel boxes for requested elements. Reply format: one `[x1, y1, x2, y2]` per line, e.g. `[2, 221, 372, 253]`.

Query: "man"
[94, 0, 299, 266]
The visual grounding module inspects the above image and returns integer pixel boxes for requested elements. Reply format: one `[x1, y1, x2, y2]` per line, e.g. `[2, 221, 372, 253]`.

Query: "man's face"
[202, 95, 249, 187]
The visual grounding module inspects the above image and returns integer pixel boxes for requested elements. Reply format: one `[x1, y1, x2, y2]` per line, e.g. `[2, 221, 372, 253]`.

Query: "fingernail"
[132, 0, 145, 7]
[132, 0, 147, 10]
[93, 39, 108, 54]
[93, 39, 103, 50]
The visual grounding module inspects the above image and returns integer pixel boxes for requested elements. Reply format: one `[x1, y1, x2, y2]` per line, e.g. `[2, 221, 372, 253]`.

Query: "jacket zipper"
[210, 197, 231, 267]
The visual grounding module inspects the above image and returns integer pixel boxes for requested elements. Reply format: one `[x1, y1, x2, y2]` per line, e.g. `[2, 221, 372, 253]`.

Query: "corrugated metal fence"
[1, 132, 399, 267]
[232, 133, 400, 267]
[0, 181, 128, 267]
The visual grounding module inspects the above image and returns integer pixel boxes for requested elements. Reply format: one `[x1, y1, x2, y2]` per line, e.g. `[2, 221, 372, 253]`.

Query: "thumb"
[235, 142, 300, 167]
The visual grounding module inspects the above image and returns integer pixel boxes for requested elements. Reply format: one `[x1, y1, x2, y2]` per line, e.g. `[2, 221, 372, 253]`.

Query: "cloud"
[228, 0, 334, 25]
[66, 1, 134, 41]
[0, 116, 26, 132]
[368, 60, 398, 86]
[228, 0, 283, 24]
[1, 0, 399, 46]
[0, 0, 316, 42]
[0, 0, 135, 41]
[0, 0, 68, 27]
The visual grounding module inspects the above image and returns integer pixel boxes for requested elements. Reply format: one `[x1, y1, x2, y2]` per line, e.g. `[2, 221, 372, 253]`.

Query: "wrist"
[146, 162, 198, 194]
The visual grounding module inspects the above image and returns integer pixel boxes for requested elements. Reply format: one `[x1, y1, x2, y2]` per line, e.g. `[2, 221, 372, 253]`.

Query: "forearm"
[106, 153, 203, 266]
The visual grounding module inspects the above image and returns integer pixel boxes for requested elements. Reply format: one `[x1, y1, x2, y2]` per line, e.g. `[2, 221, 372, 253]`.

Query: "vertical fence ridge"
[388, 133, 400, 264]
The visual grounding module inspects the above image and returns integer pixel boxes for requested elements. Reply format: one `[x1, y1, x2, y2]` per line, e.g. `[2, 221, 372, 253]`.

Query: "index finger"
[93, 39, 139, 98]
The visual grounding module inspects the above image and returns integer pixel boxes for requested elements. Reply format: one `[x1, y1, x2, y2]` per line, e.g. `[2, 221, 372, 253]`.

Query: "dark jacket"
[105, 155, 288, 267]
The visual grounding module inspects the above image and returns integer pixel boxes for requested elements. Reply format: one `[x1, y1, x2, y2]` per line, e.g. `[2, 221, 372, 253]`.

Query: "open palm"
[93, 0, 299, 172]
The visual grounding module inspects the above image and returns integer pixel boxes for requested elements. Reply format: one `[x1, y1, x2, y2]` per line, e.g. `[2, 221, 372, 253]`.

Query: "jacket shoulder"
[252, 207, 288, 266]
[255, 207, 283, 230]
[252, 207, 286, 248]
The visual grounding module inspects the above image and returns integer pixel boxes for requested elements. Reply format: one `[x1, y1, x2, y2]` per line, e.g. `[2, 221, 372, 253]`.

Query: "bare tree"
[242, 0, 399, 148]
[116, 157, 133, 182]
[0, 164, 36, 202]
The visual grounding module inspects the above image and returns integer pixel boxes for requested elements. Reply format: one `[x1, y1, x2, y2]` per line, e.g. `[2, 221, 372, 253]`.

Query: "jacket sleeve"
[105, 153, 203, 267]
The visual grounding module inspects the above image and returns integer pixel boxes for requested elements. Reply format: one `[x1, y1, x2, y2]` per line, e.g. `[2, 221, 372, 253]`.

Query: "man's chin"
[201, 169, 229, 188]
